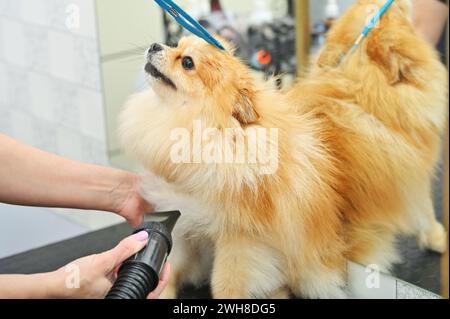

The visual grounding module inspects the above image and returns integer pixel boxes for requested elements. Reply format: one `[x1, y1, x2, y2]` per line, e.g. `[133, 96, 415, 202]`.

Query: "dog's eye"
[182, 57, 195, 70]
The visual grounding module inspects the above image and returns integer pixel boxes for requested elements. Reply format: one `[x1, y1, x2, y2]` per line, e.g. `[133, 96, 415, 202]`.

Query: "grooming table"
[0, 220, 441, 299]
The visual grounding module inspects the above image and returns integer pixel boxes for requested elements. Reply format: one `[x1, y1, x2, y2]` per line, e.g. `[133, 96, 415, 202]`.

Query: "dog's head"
[317, 0, 436, 85]
[145, 36, 259, 125]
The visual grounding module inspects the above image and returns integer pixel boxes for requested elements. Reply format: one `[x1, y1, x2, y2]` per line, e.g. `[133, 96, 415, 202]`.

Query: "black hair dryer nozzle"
[105, 211, 181, 299]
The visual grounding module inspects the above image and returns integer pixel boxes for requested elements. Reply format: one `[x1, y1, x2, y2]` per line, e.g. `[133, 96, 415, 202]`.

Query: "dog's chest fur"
[141, 173, 219, 238]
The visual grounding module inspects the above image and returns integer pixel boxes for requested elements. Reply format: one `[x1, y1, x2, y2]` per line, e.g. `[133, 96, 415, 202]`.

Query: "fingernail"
[134, 231, 149, 242]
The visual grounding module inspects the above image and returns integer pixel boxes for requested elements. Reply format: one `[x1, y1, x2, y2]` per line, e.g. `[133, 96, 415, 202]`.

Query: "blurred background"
[0, 0, 448, 298]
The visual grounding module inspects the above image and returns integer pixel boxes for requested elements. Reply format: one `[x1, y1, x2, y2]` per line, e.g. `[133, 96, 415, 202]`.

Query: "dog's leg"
[403, 181, 447, 254]
[288, 250, 347, 299]
[159, 235, 211, 299]
[419, 220, 447, 254]
[211, 234, 286, 299]
[347, 223, 401, 274]
[416, 193, 447, 254]
[292, 267, 347, 299]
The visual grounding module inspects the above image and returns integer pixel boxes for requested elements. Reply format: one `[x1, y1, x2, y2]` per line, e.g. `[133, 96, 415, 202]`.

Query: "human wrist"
[87, 166, 137, 214]
[10, 271, 69, 299]
[105, 169, 139, 215]
[37, 270, 69, 299]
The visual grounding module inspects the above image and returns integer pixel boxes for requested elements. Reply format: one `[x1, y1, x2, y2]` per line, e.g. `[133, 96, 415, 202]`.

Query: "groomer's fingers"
[99, 231, 149, 271]
[147, 263, 171, 299]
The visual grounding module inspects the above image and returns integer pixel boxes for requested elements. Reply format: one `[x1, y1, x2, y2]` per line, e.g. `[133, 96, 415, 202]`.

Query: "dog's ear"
[366, 27, 425, 85]
[233, 87, 259, 125]
[317, 43, 348, 68]
[315, 7, 355, 69]
[364, 1, 427, 85]
[214, 34, 237, 55]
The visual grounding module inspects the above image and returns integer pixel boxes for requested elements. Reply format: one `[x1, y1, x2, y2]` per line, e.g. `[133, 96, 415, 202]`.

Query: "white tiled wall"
[0, 0, 122, 236]
[0, 0, 107, 163]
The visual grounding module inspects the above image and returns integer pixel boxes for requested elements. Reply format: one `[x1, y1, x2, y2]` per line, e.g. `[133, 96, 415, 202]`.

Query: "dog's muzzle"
[145, 43, 177, 90]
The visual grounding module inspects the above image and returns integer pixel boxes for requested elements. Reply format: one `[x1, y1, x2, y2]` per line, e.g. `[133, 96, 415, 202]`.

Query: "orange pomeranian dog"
[120, 0, 448, 298]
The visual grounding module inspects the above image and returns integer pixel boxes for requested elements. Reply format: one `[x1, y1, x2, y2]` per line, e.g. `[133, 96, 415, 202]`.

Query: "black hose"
[105, 211, 181, 300]
[106, 262, 158, 299]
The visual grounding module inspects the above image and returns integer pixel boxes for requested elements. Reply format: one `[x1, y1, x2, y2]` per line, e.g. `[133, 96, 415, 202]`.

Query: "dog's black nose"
[149, 43, 163, 53]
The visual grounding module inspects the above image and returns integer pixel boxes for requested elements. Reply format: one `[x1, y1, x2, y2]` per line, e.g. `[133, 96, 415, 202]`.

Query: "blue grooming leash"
[154, 0, 226, 50]
[339, 0, 394, 64]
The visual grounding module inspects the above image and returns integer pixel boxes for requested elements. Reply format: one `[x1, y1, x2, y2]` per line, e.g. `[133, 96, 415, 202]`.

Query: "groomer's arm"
[0, 134, 152, 227]
[412, 0, 448, 46]
[0, 273, 61, 299]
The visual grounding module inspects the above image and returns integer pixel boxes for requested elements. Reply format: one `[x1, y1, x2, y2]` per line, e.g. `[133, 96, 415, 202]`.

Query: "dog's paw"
[419, 222, 447, 254]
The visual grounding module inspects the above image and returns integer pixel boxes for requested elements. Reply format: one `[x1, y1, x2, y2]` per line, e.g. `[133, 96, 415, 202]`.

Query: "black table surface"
[0, 220, 442, 298]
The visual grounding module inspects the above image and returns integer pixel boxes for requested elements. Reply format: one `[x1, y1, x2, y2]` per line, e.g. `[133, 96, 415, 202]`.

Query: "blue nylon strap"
[154, 0, 226, 50]
[339, 0, 395, 65]
[362, 0, 395, 36]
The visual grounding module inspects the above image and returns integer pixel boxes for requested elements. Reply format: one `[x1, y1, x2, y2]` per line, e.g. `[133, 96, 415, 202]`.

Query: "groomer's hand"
[53, 231, 170, 299]
[112, 173, 155, 227]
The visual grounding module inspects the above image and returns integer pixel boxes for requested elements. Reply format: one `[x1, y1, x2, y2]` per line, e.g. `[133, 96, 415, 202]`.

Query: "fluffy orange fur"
[120, 0, 448, 298]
